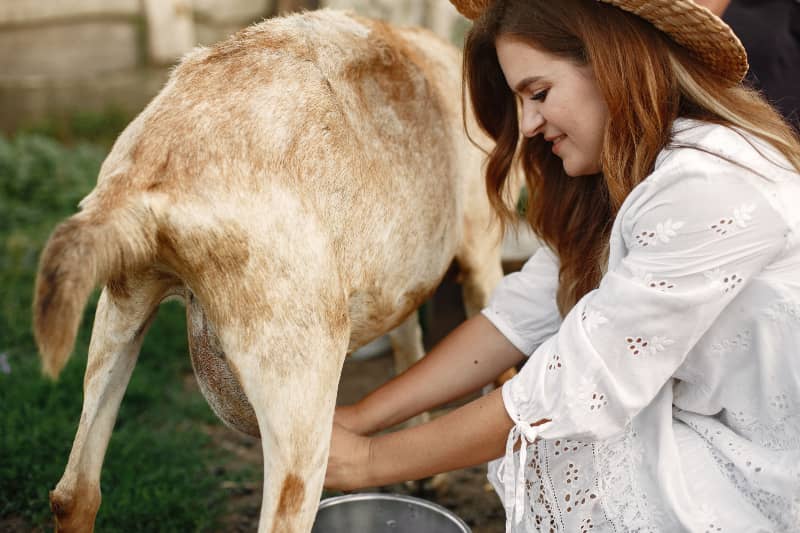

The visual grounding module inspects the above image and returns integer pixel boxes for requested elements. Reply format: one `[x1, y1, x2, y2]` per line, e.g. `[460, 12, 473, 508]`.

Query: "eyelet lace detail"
[568, 377, 607, 416]
[624, 335, 674, 357]
[595, 425, 667, 532]
[525, 443, 561, 532]
[633, 219, 684, 247]
[703, 269, 745, 294]
[680, 412, 800, 530]
[763, 300, 800, 323]
[709, 204, 756, 236]
[720, 408, 800, 450]
[519, 440, 605, 532]
[710, 329, 752, 355]
[581, 309, 609, 332]
[552, 439, 590, 457]
[699, 504, 724, 532]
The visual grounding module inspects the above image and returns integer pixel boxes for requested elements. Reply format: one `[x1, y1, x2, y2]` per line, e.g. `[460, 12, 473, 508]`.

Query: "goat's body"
[35, 10, 503, 532]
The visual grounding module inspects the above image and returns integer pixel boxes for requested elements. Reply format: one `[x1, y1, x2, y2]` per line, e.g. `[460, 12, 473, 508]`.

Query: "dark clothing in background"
[723, 0, 800, 132]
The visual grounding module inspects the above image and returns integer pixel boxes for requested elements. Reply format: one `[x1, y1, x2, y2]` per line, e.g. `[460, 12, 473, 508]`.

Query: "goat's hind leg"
[388, 312, 430, 428]
[50, 271, 174, 532]
[200, 256, 349, 532]
[223, 323, 349, 532]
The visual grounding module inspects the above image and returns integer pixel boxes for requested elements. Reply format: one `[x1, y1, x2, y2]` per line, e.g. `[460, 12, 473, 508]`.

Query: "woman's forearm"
[365, 387, 514, 486]
[351, 314, 525, 434]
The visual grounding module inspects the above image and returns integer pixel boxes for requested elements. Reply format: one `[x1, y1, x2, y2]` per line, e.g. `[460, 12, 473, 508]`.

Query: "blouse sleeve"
[504, 170, 789, 440]
[481, 245, 561, 356]
[496, 168, 790, 526]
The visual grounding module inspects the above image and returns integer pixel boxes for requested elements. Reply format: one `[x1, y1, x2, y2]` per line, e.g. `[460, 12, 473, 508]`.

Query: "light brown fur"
[33, 10, 504, 532]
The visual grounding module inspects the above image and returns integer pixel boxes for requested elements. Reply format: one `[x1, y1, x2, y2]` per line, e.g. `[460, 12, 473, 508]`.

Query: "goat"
[33, 9, 504, 532]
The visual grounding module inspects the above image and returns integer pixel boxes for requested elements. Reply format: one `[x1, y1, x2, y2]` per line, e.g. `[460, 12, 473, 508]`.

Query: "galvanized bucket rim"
[317, 492, 471, 532]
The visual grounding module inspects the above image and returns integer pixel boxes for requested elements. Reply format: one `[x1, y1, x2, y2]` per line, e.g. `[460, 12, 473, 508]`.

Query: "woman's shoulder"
[654, 118, 795, 179]
[619, 118, 800, 232]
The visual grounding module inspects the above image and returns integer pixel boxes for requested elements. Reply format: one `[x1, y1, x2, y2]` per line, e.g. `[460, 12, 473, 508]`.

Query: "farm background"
[0, 0, 467, 133]
[0, 1, 536, 531]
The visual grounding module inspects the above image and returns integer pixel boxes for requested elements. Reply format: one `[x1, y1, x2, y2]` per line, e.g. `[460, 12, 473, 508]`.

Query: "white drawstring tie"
[496, 419, 546, 532]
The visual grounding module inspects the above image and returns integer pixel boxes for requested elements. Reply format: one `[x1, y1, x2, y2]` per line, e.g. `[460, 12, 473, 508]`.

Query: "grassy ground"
[0, 120, 254, 531]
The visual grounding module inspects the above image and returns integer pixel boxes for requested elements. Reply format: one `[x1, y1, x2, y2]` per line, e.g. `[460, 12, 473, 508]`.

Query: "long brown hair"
[464, 0, 800, 315]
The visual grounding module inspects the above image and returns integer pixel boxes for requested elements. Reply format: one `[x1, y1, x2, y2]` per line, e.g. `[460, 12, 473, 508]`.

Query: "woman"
[325, 0, 800, 531]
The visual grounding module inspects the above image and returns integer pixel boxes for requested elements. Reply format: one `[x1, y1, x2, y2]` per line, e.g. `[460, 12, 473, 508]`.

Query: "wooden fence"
[0, 0, 465, 132]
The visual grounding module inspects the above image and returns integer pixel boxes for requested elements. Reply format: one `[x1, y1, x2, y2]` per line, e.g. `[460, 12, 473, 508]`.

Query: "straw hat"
[450, 0, 748, 85]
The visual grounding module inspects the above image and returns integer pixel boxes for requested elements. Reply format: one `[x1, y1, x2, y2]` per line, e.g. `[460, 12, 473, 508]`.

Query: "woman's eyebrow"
[514, 76, 543, 93]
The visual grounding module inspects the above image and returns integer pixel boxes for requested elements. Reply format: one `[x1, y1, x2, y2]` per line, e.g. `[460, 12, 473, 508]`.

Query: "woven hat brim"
[450, 0, 748, 85]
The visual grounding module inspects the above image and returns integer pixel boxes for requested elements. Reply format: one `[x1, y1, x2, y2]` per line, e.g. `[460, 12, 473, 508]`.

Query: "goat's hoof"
[49, 487, 99, 533]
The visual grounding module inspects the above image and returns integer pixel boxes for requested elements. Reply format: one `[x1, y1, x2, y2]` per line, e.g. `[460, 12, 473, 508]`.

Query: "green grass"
[0, 130, 252, 531]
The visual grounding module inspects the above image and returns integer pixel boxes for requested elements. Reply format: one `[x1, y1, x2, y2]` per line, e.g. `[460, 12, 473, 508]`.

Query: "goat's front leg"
[388, 311, 425, 377]
[50, 276, 167, 532]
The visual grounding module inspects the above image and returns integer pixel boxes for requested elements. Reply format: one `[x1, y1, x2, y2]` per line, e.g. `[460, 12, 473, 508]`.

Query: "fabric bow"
[496, 418, 547, 532]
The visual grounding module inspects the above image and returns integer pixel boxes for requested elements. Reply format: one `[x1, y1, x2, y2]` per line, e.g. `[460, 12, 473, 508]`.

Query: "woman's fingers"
[325, 423, 373, 491]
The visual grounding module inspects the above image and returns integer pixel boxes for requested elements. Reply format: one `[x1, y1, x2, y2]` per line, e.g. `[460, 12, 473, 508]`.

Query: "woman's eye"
[531, 90, 548, 102]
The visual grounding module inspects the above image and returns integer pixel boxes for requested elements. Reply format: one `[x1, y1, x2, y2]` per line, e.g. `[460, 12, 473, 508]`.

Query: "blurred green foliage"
[16, 107, 132, 149]
[0, 130, 248, 531]
[516, 185, 529, 217]
[0, 134, 105, 350]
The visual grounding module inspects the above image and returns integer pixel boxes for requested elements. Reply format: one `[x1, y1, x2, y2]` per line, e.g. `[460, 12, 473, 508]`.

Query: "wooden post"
[142, 0, 195, 65]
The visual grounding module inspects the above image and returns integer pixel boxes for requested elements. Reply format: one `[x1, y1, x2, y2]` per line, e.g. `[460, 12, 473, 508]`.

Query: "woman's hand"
[325, 423, 373, 491]
[330, 387, 513, 490]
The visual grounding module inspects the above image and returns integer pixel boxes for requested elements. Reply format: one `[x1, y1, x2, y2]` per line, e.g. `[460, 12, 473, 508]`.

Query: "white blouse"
[483, 119, 800, 532]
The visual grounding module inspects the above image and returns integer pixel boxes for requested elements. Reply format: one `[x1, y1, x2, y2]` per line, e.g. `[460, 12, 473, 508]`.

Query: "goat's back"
[91, 10, 480, 296]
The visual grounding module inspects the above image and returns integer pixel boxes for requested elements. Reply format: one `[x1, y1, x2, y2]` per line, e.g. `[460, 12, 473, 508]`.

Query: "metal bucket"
[312, 493, 471, 533]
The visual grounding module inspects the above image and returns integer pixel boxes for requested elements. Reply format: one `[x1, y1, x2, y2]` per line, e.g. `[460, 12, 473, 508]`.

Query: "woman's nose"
[521, 107, 544, 138]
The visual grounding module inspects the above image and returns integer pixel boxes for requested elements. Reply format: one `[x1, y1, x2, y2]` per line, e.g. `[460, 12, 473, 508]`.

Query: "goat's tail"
[33, 198, 158, 379]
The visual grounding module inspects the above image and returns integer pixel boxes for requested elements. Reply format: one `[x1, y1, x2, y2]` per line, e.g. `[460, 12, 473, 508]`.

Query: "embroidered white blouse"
[482, 119, 800, 533]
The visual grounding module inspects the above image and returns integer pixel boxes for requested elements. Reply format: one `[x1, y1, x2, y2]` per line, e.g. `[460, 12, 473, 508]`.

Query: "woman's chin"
[562, 160, 601, 178]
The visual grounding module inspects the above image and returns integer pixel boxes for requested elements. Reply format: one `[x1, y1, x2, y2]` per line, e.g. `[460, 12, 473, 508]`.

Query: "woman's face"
[495, 35, 608, 177]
